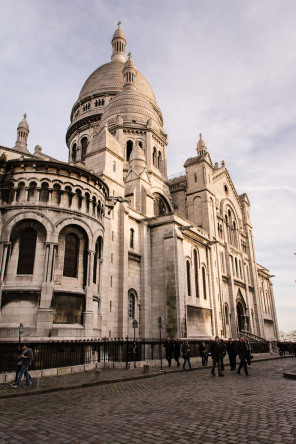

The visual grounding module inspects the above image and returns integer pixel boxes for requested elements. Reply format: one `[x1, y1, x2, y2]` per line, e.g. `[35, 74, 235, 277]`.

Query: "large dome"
[78, 61, 157, 104]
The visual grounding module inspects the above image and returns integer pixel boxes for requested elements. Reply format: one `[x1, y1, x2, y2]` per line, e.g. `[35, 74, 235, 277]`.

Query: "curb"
[0, 355, 292, 400]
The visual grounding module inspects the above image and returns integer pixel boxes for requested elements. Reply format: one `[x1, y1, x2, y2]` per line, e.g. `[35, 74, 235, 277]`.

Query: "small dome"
[18, 114, 29, 131]
[124, 52, 136, 71]
[112, 21, 126, 42]
[197, 133, 207, 154]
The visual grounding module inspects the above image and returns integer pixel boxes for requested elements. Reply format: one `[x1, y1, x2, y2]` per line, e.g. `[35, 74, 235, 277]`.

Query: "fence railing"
[0, 339, 271, 373]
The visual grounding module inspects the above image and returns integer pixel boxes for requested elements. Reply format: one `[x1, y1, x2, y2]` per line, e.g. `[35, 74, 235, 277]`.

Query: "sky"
[0, 0, 295, 334]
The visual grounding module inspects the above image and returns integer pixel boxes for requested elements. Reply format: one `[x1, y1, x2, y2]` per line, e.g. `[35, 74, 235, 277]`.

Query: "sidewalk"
[0, 354, 292, 400]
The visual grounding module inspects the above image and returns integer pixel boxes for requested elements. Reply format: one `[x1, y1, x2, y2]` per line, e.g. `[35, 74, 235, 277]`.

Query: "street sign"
[157, 317, 164, 329]
[132, 320, 138, 329]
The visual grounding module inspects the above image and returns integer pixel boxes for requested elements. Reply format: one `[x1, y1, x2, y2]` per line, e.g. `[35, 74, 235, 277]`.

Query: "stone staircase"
[240, 330, 268, 343]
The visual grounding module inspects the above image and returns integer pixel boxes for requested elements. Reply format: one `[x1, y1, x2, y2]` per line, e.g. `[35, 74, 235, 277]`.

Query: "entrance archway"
[237, 302, 245, 332]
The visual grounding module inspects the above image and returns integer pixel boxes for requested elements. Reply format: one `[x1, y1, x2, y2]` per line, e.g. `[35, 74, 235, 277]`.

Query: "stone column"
[36, 243, 58, 337]
[83, 250, 95, 336]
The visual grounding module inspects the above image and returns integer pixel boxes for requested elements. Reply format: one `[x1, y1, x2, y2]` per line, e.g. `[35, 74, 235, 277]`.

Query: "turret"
[14, 114, 29, 152]
[122, 52, 137, 90]
[111, 21, 126, 62]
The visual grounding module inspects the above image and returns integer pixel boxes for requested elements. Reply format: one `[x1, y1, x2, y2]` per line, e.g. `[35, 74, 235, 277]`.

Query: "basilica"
[0, 23, 278, 342]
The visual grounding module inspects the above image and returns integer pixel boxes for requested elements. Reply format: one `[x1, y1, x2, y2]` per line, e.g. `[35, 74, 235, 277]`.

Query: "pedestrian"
[236, 337, 249, 376]
[245, 340, 253, 367]
[199, 341, 208, 366]
[226, 338, 237, 370]
[14, 350, 32, 384]
[220, 339, 227, 370]
[163, 336, 174, 368]
[173, 337, 181, 367]
[210, 336, 224, 376]
[11, 343, 34, 388]
[181, 340, 192, 370]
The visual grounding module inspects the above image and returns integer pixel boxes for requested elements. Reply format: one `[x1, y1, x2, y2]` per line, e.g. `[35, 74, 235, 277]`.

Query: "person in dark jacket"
[199, 341, 208, 366]
[220, 339, 227, 370]
[226, 338, 237, 370]
[181, 340, 192, 370]
[163, 336, 174, 368]
[173, 337, 181, 367]
[236, 337, 249, 376]
[210, 336, 224, 376]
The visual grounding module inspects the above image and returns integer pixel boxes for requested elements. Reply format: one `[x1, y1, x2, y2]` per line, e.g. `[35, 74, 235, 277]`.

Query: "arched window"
[72, 143, 77, 162]
[224, 304, 229, 325]
[153, 147, 157, 167]
[202, 267, 207, 299]
[157, 151, 162, 170]
[193, 250, 199, 298]
[28, 182, 37, 202]
[153, 193, 169, 216]
[128, 292, 135, 318]
[40, 182, 49, 203]
[81, 137, 88, 161]
[112, 161, 116, 172]
[130, 228, 134, 249]
[17, 229, 37, 274]
[63, 233, 79, 278]
[235, 258, 238, 277]
[126, 140, 133, 161]
[194, 173, 197, 183]
[186, 260, 191, 296]
[93, 237, 103, 284]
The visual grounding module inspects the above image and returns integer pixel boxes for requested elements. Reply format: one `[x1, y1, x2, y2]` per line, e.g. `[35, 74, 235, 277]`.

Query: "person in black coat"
[199, 341, 208, 366]
[210, 336, 224, 376]
[163, 336, 174, 368]
[226, 338, 237, 370]
[236, 337, 249, 376]
[173, 337, 181, 367]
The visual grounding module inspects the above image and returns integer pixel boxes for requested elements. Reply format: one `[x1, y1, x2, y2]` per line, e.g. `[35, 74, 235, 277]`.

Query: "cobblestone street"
[1, 359, 295, 444]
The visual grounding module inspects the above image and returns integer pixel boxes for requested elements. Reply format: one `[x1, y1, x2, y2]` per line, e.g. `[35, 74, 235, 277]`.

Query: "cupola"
[111, 21, 126, 63]
[15, 114, 30, 152]
[196, 133, 207, 156]
[122, 52, 137, 90]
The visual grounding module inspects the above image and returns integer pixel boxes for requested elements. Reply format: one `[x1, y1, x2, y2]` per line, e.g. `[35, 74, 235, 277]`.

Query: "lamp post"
[157, 317, 164, 371]
[18, 323, 23, 352]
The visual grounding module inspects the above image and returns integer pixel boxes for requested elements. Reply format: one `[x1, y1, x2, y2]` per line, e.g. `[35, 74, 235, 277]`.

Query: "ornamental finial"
[117, 20, 121, 27]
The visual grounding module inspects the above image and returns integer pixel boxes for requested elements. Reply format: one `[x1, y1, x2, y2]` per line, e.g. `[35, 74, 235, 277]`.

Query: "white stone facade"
[0, 24, 278, 341]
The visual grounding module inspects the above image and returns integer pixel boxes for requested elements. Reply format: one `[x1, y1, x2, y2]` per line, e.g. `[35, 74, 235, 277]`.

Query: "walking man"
[210, 336, 224, 376]
[11, 343, 34, 388]
[226, 338, 237, 370]
[173, 337, 181, 367]
[163, 336, 174, 368]
[236, 337, 249, 376]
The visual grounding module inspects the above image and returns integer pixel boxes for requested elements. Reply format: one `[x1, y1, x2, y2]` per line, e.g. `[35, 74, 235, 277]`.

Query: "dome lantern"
[196, 133, 207, 156]
[111, 21, 126, 63]
[15, 114, 30, 152]
[122, 52, 137, 90]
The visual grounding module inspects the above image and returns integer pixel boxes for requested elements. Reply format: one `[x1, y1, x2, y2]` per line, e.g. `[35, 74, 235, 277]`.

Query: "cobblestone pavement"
[1, 358, 296, 444]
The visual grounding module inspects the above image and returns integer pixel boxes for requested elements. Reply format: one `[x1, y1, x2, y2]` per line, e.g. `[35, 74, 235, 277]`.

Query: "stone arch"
[1, 211, 53, 242]
[236, 291, 248, 332]
[54, 217, 93, 245]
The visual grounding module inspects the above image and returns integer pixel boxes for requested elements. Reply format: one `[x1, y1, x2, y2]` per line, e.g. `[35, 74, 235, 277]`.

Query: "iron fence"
[0, 338, 271, 373]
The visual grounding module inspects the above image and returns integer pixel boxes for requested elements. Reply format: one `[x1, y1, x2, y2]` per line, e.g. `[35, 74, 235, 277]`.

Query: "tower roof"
[17, 113, 29, 131]
[112, 21, 126, 42]
[196, 133, 207, 155]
